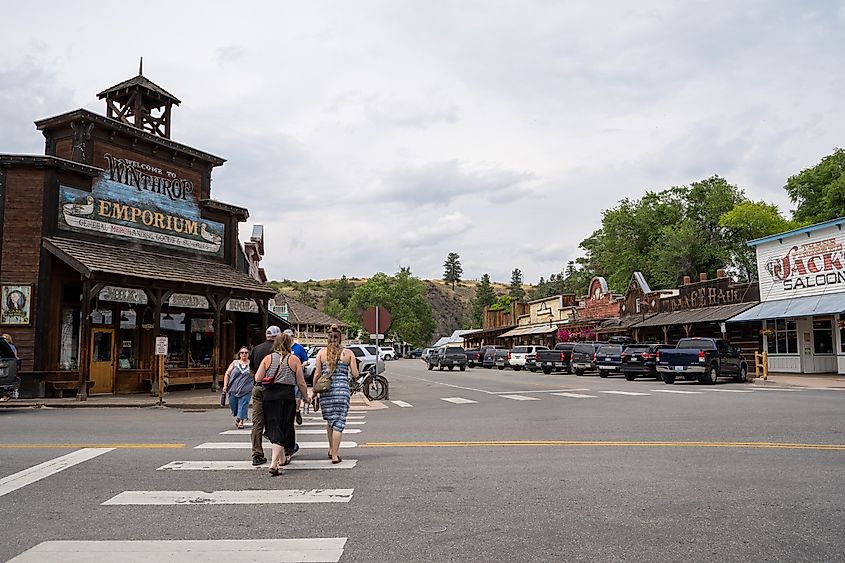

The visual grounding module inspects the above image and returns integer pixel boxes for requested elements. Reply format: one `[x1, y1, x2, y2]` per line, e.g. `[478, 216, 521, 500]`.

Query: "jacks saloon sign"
[58, 154, 225, 256]
[757, 225, 845, 302]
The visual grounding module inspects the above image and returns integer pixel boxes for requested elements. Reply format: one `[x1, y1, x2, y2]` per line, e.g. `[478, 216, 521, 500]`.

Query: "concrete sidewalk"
[750, 373, 845, 389]
[0, 388, 385, 409]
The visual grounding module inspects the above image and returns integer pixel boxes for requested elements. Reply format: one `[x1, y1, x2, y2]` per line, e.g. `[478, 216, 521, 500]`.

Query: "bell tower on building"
[97, 58, 180, 139]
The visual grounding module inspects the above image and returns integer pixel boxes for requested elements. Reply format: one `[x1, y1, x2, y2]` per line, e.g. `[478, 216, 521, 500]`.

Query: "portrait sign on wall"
[57, 153, 225, 256]
[1, 284, 33, 326]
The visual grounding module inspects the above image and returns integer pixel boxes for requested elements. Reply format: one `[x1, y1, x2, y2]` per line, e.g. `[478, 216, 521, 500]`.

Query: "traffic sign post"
[362, 306, 391, 349]
[155, 336, 168, 405]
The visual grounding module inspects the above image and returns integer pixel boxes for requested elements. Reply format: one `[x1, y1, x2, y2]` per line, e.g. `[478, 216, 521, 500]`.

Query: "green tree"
[509, 268, 525, 301]
[719, 201, 795, 280]
[345, 271, 435, 347]
[297, 285, 317, 307]
[785, 148, 845, 224]
[468, 273, 496, 327]
[323, 297, 345, 321]
[326, 275, 354, 307]
[443, 252, 463, 289]
[489, 295, 512, 311]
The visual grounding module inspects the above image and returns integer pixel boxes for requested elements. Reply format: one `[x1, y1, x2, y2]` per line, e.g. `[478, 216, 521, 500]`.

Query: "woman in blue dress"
[312, 325, 359, 464]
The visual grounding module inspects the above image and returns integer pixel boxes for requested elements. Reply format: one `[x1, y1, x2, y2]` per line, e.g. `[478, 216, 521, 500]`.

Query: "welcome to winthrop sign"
[57, 154, 225, 256]
[756, 223, 845, 302]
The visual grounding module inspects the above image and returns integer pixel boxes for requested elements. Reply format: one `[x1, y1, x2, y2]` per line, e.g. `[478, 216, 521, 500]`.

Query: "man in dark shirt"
[248, 326, 280, 465]
[285, 329, 310, 425]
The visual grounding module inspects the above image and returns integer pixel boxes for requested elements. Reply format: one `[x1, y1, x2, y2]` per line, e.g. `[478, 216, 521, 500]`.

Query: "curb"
[0, 402, 225, 410]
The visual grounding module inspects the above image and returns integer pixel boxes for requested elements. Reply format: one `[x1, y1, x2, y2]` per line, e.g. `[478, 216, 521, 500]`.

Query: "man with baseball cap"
[248, 325, 281, 466]
[285, 329, 310, 425]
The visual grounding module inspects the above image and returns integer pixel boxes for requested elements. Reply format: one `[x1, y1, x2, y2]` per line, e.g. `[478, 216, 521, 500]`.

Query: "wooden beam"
[77, 279, 92, 401]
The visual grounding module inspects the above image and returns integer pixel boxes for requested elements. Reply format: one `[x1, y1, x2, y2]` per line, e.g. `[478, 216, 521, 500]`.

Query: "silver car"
[346, 344, 386, 375]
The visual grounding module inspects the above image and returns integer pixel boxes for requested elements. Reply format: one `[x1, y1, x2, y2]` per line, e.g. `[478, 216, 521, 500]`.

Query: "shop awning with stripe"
[727, 293, 845, 323]
[498, 325, 557, 338]
[632, 302, 757, 328]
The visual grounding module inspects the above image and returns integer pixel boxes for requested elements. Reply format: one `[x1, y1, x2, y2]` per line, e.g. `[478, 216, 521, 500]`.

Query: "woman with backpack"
[253, 332, 309, 475]
[222, 347, 254, 429]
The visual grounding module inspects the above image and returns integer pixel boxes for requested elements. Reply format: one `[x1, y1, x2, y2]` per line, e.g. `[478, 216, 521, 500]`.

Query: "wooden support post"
[157, 354, 165, 404]
[77, 279, 92, 401]
[661, 326, 669, 344]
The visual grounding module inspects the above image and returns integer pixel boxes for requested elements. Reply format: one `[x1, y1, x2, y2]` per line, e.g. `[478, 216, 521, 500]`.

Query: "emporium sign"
[58, 154, 224, 256]
[757, 226, 845, 301]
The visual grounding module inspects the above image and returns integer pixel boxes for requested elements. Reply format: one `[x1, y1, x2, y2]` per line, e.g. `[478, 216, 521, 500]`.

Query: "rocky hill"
[273, 277, 516, 342]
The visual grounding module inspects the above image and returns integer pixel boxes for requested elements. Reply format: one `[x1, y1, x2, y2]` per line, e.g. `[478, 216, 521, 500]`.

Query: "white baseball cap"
[266, 326, 282, 337]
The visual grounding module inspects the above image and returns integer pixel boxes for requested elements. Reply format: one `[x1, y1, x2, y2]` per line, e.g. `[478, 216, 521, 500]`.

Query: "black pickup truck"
[656, 337, 748, 385]
[534, 343, 575, 374]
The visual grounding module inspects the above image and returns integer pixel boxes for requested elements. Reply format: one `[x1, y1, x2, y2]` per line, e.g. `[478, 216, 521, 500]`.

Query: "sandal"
[236, 421, 245, 429]
[331, 456, 342, 465]
[234, 419, 240, 429]
[281, 455, 292, 466]
[268, 466, 282, 476]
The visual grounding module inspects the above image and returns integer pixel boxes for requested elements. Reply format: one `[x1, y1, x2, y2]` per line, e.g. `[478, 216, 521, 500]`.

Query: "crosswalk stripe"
[703, 389, 754, 393]
[650, 389, 702, 394]
[441, 397, 478, 404]
[195, 441, 357, 449]
[750, 387, 803, 392]
[0, 448, 114, 498]
[500, 394, 540, 401]
[7, 538, 348, 562]
[390, 400, 413, 407]
[220, 428, 361, 435]
[102, 489, 354, 505]
[551, 392, 597, 399]
[600, 391, 650, 396]
[240, 421, 366, 427]
[157, 460, 358, 471]
[305, 415, 365, 421]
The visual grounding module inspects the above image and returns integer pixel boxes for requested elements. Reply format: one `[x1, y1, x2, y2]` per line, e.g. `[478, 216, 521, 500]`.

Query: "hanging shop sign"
[57, 153, 225, 256]
[98, 285, 148, 305]
[757, 224, 845, 302]
[168, 293, 209, 309]
[226, 298, 258, 313]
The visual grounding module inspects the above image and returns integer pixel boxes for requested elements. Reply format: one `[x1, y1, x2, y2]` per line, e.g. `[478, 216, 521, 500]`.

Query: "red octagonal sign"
[362, 306, 391, 334]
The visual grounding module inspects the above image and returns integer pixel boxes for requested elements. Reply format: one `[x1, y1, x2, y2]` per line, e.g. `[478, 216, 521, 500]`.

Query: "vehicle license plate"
[543, 362, 552, 366]
[675, 366, 684, 371]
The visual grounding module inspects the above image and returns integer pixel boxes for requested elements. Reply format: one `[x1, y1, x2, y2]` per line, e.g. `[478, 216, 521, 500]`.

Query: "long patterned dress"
[319, 359, 351, 432]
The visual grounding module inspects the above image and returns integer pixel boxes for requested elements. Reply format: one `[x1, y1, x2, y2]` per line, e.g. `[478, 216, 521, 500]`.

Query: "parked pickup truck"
[534, 343, 575, 374]
[656, 338, 748, 385]
[428, 346, 468, 371]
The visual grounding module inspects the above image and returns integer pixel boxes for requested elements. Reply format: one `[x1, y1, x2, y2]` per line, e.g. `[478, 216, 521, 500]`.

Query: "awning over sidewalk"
[728, 293, 845, 323]
[44, 236, 275, 297]
[499, 325, 557, 338]
[633, 302, 757, 328]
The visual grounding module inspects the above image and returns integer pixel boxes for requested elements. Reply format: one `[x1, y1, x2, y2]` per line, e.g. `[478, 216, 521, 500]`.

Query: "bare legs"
[326, 425, 343, 462]
[269, 443, 284, 472]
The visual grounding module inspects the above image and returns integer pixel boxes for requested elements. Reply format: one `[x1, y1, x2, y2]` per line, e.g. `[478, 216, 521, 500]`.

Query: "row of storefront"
[0, 72, 285, 398]
[465, 218, 845, 376]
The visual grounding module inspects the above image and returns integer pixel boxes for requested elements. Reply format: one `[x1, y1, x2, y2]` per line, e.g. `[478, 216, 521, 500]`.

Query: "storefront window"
[813, 319, 834, 354]
[161, 312, 186, 368]
[59, 307, 80, 370]
[189, 317, 214, 367]
[91, 309, 113, 325]
[766, 319, 797, 354]
[118, 310, 138, 369]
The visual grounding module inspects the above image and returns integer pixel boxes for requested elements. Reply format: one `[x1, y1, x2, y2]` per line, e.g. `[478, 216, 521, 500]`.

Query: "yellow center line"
[363, 440, 845, 451]
[0, 443, 186, 449]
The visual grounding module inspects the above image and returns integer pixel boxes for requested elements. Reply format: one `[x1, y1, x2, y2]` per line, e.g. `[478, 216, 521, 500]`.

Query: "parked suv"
[420, 347, 438, 362]
[0, 338, 20, 400]
[480, 346, 500, 369]
[494, 349, 510, 370]
[571, 342, 604, 376]
[429, 346, 468, 371]
[508, 345, 549, 371]
[346, 344, 386, 375]
[379, 346, 397, 361]
[595, 344, 624, 378]
[621, 343, 674, 381]
[465, 348, 481, 368]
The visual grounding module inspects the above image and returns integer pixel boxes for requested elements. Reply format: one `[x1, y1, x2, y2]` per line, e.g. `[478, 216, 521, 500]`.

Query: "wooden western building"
[0, 71, 281, 399]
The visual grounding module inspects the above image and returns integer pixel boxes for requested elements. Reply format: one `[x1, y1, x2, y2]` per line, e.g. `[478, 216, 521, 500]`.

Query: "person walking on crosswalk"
[222, 347, 254, 429]
[254, 332, 310, 475]
[248, 326, 280, 466]
[312, 325, 359, 464]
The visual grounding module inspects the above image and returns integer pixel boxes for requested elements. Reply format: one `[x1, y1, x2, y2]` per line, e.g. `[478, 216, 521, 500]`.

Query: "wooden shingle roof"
[273, 294, 345, 327]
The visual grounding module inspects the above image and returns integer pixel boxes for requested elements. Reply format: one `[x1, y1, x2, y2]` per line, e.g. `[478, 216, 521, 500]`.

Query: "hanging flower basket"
[759, 328, 775, 338]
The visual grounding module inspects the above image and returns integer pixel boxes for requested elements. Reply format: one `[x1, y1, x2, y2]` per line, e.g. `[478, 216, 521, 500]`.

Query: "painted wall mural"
[58, 153, 224, 256]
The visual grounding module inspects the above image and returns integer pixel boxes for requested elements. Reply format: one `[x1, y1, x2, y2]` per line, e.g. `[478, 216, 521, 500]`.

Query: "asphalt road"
[1, 360, 844, 562]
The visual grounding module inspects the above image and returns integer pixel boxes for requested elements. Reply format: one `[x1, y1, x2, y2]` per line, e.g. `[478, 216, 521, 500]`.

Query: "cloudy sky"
[2, 1, 844, 284]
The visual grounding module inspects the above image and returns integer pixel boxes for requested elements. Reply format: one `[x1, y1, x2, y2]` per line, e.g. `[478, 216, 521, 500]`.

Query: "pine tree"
[509, 268, 525, 301]
[443, 252, 463, 290]
[470, 273, 496, 326]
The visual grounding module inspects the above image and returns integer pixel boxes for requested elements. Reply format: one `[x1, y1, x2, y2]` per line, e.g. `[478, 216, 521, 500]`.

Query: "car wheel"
[735, 365, 747, 383]
[498, 366, 505, 370]
[439, 365, 443, 371]
[460, 366, 465, 371]
[513, 366, 522, 371]
[529, 368, 538, 372]
[599, 371, 608, 378]
[542, 368, 552, 375]
[663, 374, 675, 384]
[448, 366, 454, 371]
[707, 364, 718, 385]
[575, 369, 584, 376]
[624, 372, 636, 381]
[427, 363, 433, 371]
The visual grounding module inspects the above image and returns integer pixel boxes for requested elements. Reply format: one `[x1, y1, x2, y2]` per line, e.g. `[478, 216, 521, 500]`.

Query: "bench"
[47, 380, 95, 398]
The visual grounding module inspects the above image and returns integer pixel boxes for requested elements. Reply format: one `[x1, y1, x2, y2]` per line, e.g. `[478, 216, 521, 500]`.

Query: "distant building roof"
[273, 294, 345, 327]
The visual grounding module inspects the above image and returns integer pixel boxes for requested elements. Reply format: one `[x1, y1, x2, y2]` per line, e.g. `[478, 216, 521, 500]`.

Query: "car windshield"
[597, 345, 623, 355]
[677, 339, 716, 350]
[351, 348, 365, 357]
[512, 346, 529, 354]
[625, 347, 649, 354]
[574, 344, 593, 353]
